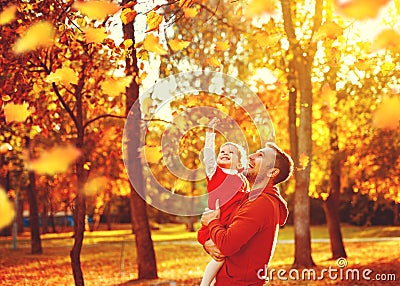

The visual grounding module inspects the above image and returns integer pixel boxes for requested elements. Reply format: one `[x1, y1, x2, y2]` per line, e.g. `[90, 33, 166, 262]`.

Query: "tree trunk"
[25, 135, 42, 254]
[323, 119, 347, 259]
[123, 0, 158, 279]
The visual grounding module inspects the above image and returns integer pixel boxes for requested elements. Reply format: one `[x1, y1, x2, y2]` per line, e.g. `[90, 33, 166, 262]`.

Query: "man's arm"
[207, 198, 272, 256]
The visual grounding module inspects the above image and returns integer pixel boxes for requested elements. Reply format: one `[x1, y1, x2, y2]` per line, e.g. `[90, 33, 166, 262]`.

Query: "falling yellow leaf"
[84, 27, 108, 43]
[83, 176, 109, 196]
[206, 57, 221, 68]
[215, 41, 230, 51]
[183, 7, 199, 18]
[45, 67, 79, 86]
[146, 11, 163, 32]
[0, 143, 13, 154]
[0, 188, 15, 231]
[169, 38, 190, 51]
[101, 76, 132, 96]
[315, 21, 343, 41]
[143, 34, 168, 55]
[143, 146, 163, 164]
[13, 21, 55, 54]
[299, 153, 310, 169]
[2, 95, 11, 102]
[245, 0, 278, 17]
[372, 29, 400, 52]
[120, 8, 137, 25]
[3, 102, 33, 123]
[373, 97, 400, 130]
[28, 145, 81, 175]
[334, 0, 391, 20]
[320, 83, 337, 106]
[0, 4, 17, 25]
[73, 0, 120, 20]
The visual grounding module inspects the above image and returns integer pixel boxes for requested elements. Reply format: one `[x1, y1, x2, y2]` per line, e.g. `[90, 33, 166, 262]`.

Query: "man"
[200, 142, 294, 285]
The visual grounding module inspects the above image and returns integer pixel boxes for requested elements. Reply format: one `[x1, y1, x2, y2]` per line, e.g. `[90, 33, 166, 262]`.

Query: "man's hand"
[204, 239, 225, 262]
[201, 199, 220, 226]
[207, 117, 220, 133]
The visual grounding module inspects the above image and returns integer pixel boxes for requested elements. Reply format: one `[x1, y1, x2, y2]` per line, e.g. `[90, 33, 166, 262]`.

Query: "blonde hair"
[220, 142, 248, 168]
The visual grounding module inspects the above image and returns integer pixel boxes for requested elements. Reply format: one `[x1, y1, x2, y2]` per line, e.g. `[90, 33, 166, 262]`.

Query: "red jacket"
[208, 186, 289, 286]
[197, 166, 249, 245]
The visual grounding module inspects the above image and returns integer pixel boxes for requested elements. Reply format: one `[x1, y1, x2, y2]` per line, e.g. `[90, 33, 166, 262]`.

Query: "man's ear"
[268, 168, 280, 178]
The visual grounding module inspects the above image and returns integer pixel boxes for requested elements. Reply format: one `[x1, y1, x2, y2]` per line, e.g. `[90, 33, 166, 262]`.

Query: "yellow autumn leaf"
[143, 34, 168, 55]
[73, 0, 120, 20]
[2, 95, 11, 102]
[179, 0, 191, 9]
[320, 83, 337, 106]
[84, 27, 108, 43]
[354, 59, 369, 71]
[83, 176, 109, 196]
[3, 102, 33, 123]
[101, 76, 132, 96]
[315, 21, 343, 41]
[215, 41, 230, 51]
[299, 153, 310, 170]
[245, 0, 278, 17]
[0, 188, 15, 231]
[372, 29, 400, 52]
[373, 97, 400, 130]
[206, 57, 221, 68]
[0, 143, 13, 154]
[169, 38, 190, 51]
[334, 0, 391, 20]
[183, 7, 199, 18]
[120, 8, 137, 25]
[0, 4, 17, 25]
[28, 145, 81, 175]
[146, 11, 163, 32]
[143, 146, 163, 164]
[254, 32, 279, 47]
[13, 21, 55, 54]
[381, 62, 396, 76]
[46, 67, 79, 86]
[121, 39, 133, 49]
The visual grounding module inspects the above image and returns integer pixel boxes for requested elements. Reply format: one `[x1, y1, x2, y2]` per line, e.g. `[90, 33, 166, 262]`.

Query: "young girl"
[198, 118, 250, 286]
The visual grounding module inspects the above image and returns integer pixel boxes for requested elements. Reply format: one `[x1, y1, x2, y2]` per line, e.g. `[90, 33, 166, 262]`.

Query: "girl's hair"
[220, 142, 248, 168]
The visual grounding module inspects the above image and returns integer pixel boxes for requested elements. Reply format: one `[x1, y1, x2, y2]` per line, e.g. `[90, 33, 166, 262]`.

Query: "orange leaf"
[83, 176, 109, 196]
[169, 38, 190, 51]
[73, 0, 120, 20]
[245, 0, 278, 17]
[315, 21, 343, 41]
[3, 102, 33, 123]
[0, 188, 15, 231]
[215, 41, 230, 51]
[206, 57, 221, 68]
[334, 0, 391, 20]
[120, 8, 137, 25]
[143, 34, 168, 55]
[45, 67, 79, 86]
[101, 76, 132, 96]
[0, 4, 17, 25]
[373, 97, 400, 130]
[146, 11, 163, 32]
[28, 145, 81, 175]
[372, 29, 400, 52]
[299, 153, 310, 170]
[13, 21, 55, 54]
[183, 7, 199, 18]
[84, 27, 108, 43]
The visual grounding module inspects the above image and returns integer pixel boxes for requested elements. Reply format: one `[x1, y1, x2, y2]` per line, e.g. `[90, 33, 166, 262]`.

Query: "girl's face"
[217, 144, 241, 170]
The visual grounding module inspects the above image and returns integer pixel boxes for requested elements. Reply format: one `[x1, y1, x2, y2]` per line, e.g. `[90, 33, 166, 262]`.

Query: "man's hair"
[221, 142, 248, 167]
[265, 142, 294, 185]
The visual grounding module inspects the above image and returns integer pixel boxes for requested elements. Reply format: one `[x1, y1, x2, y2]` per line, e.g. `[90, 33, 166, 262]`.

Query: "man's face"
[246, 147, 276, 183]
[217, 144, 241, 170]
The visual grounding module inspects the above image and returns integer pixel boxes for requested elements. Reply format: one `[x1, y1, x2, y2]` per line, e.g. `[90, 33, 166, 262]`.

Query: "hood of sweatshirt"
[265, 186, 289, 226]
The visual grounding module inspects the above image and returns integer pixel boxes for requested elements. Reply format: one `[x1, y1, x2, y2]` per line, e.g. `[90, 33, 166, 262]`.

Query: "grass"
[0, 224, 399, 285]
